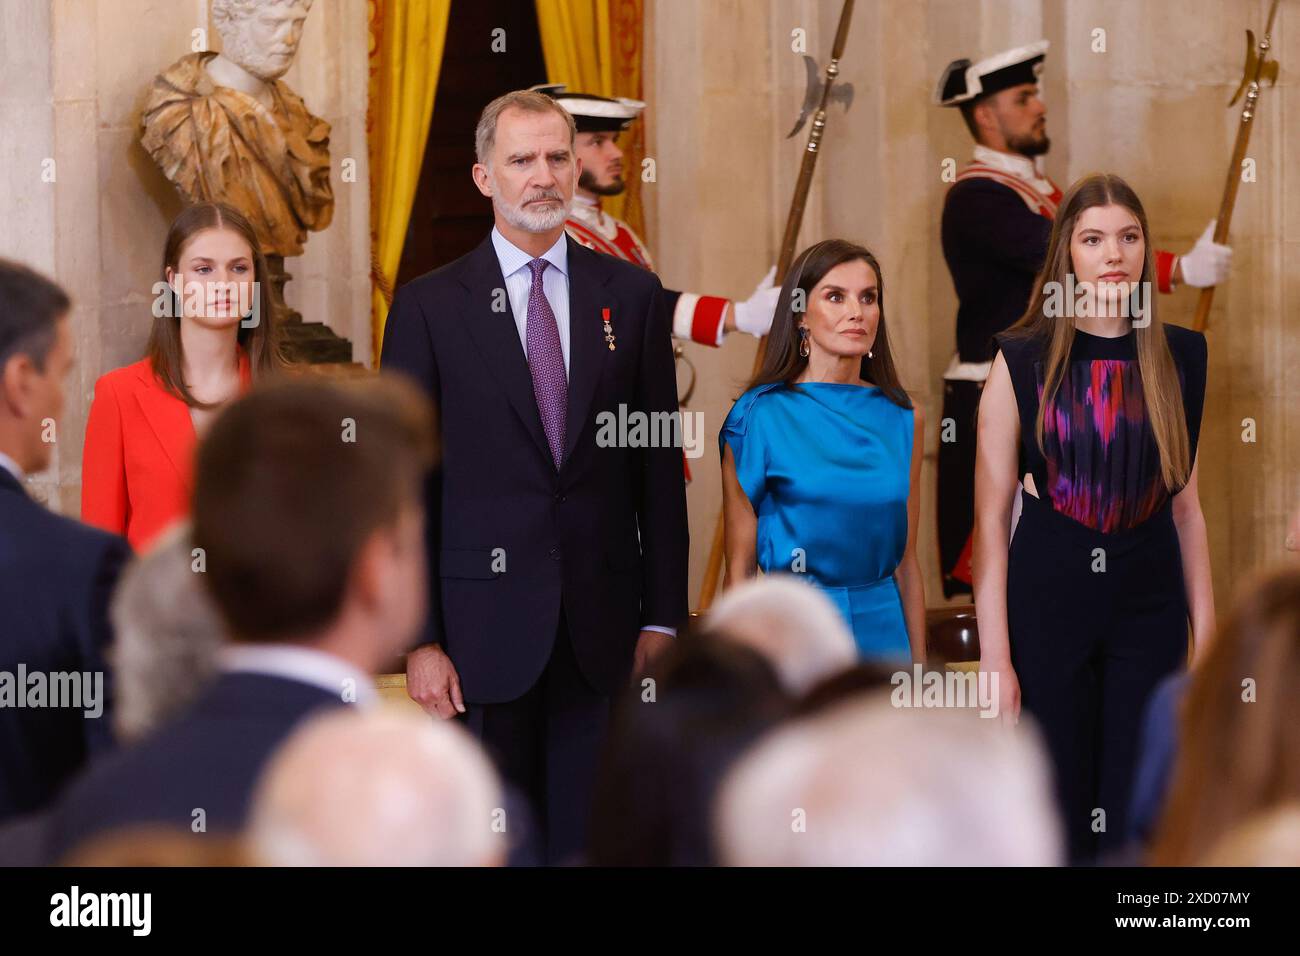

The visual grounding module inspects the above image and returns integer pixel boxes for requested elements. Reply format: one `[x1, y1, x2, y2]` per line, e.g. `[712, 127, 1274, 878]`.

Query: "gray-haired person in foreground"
[109, 522, 226, 743]
[249, 708, 506, 867]
[715, 696, 1063, 866]
[705, 576, 857, 696]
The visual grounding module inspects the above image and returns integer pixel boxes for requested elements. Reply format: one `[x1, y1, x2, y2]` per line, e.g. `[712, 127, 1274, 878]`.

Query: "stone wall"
[647, 0, 1297, 610]
[3, 0, 1293, 613]
[0, 0, 370, 516]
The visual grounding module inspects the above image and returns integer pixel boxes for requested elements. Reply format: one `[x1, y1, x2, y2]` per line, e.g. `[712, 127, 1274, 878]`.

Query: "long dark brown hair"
[1002, 173, 1190, 489]
[1149, 569, 1300, 865]
[148, 202, 286, 408]
[749, 239, 912, 409]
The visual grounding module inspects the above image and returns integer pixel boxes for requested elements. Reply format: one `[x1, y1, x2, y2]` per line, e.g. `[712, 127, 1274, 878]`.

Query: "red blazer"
[81, 352, 251, 551]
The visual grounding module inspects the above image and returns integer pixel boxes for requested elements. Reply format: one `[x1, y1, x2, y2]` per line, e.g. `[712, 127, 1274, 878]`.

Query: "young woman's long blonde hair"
[1003, 173, 1190, 490]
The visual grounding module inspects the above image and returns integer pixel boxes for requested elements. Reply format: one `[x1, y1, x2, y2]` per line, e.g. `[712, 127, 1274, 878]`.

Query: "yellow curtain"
[367, 0, 451, 361]
[535, 0, 645, 236]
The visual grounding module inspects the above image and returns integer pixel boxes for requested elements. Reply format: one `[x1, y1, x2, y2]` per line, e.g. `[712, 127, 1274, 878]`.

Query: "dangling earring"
[798, 327, 810, 358]
[868, 348, 874, 359]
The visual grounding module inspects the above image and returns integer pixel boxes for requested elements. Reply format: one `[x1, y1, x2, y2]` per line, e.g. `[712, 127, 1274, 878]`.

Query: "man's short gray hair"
[249, 708, 506, 867]
[109, 523, 226, 742]
[706, 577, 857, 695]
[715, 697, 1063, 866]
[475, 89, 576, 167]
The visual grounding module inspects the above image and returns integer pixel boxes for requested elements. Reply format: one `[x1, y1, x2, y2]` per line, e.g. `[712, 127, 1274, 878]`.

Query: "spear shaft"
[697, 0, 856, 610]
[1193, 0, 1281, 331]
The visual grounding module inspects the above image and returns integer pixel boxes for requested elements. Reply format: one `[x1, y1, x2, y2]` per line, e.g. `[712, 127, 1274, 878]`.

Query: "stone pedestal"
[0, 0, 370, 517]
[266, 255, 355, 366]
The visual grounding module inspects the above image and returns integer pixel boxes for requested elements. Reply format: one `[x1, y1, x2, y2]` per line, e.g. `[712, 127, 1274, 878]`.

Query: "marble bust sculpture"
[141, 0, 333, 258]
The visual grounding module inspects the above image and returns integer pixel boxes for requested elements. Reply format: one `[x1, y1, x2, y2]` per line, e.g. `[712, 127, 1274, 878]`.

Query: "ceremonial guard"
[934, 41, 1231, 597]
[537, 85, 778, 349]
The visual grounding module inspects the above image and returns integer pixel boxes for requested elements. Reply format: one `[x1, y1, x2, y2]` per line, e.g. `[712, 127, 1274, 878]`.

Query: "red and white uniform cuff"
[672, 293, 728, 347]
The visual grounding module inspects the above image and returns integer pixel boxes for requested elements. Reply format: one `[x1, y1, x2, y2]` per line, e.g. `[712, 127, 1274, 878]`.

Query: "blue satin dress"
[720, 381, 914, 660]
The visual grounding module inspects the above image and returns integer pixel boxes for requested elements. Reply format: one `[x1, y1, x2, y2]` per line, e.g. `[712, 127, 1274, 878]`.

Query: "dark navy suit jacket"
[0, 466, 128, 824]
[381, 235, 690, 702]
[941, 177, 1051, 363]
[47, 671, 345, 860]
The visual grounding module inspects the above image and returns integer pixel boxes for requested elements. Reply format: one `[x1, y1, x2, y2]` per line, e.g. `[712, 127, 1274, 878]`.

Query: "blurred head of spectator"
[1201, 803, 1300, 866]
[62, 826, 252, 866]
[716, 697, 1062, 866]
[249, 708, 504, 866]
[1151, 569, 1300, 866]
[793, 661, 899, 717]
[109, 522, 225, 742]
[705, 577, 857, 695]
[193, 376, 436, 670]
[588, 633, 791, 866]
[0, 259, 72, 475]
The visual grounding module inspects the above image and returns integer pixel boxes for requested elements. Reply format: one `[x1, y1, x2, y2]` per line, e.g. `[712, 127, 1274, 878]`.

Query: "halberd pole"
[698, 0, 857, 610]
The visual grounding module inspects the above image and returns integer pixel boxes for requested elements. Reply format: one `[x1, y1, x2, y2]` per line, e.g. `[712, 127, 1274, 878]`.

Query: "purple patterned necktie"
[525, 258, 567, 468]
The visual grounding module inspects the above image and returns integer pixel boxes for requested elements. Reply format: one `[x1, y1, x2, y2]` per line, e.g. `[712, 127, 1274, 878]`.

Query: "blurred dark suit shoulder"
[0, 467, 129, 824]
[46, 671, 345, 861]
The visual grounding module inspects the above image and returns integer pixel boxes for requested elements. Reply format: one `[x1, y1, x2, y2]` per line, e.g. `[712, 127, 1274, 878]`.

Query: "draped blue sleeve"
[719, 383, 782, 510]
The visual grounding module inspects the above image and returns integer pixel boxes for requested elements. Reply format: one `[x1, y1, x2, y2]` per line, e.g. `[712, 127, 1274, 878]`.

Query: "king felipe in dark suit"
[381, 91, 688, 863]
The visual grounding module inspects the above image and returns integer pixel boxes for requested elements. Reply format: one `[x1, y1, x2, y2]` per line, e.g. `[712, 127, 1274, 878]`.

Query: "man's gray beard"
[579, 170, 625, 197]
[218, 27, 297, 81]
[494, 193, 570, 233]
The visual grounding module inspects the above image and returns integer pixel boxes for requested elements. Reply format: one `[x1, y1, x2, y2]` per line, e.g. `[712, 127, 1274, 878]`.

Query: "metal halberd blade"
[787, 54, 856, 138]
[1229, 28, 1282, 107]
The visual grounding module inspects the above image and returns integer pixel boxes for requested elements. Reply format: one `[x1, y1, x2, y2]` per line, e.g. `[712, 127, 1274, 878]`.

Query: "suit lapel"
[458, 237, 552, 464]
[563, 237, 611, 465]
[132, 363, 196, 489]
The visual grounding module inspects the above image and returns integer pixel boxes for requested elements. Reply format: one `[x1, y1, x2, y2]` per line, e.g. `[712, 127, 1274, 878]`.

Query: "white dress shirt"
[221, 643, 377, 708]
[487, 227, 675, 639]
[491, 227, 571, 375]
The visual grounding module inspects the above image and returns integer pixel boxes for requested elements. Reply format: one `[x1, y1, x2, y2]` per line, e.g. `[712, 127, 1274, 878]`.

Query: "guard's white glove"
[1178, 221, 1232, 289]
[732, 266, 781, 338]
